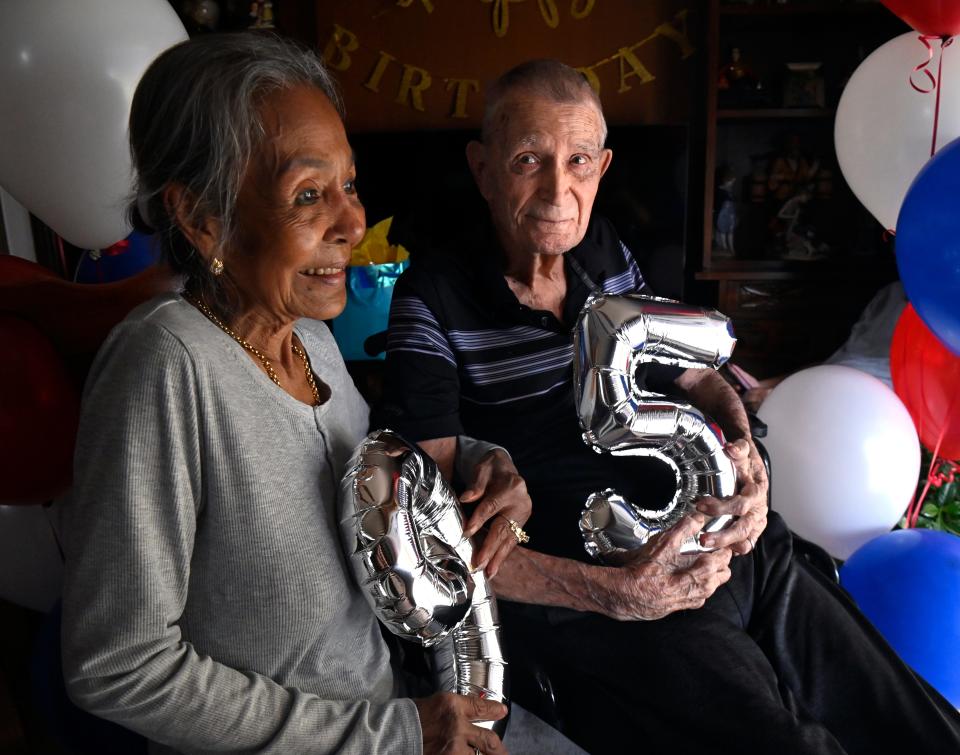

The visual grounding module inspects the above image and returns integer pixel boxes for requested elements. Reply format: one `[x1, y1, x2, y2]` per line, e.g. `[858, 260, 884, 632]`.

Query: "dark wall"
[349, 123, 689, 299]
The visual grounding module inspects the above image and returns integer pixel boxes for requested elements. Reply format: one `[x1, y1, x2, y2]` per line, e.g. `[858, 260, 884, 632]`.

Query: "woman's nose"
[326, 193, 366, 246]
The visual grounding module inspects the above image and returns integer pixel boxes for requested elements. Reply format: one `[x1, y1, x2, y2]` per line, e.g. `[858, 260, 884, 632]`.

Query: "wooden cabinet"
[696, 0, 906, 377]
[711, 268, 886, 375]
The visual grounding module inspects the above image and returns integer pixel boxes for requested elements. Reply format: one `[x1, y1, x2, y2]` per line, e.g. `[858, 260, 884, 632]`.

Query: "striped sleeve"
[380, 273, 464, 442]
[386, 295, 456, 366]
[603, 240, 646, 295]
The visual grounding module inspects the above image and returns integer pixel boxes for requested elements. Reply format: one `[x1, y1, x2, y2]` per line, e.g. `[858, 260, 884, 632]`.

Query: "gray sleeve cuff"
[454, 435, 511, 484]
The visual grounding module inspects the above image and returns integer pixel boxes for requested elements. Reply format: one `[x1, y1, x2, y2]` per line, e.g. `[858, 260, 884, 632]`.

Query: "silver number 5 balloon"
[340, 430, 507, 735]
[573, 293, 739, 561]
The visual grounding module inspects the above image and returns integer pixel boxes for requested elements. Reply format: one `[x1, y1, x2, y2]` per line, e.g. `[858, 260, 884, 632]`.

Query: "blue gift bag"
[332, 260, 409, 360]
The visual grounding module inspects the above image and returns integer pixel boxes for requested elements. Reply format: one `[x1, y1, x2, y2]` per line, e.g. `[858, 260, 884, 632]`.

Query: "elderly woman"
[60, 33, 536, 754]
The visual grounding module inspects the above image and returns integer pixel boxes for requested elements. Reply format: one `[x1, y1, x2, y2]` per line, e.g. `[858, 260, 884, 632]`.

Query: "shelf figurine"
[180, 1, 220, 32]
[249, 1, 274, 29]
[776, 185, 828, 260]
[782, 62, 826, 109]
[715, 167, 739, 255]
[718, 46, 765, 107]
[767, 133, 820, 202]
[748, 155, 769, 204]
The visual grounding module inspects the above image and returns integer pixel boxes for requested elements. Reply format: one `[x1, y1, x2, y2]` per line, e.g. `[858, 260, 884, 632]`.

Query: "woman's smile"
[300, 264, 347, 280]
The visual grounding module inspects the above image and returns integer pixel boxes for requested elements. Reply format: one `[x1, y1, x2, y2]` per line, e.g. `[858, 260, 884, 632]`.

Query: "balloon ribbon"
[910, 34, 955, 157]
[908, 456, 958, 528]
[906, 388, 959, 529]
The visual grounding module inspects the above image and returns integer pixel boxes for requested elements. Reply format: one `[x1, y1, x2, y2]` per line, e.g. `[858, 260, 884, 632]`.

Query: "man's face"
[468, 92, 612, 259]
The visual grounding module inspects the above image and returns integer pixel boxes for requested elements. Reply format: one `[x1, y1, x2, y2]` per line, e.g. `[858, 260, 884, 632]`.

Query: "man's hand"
[739, 375, 786, 414]
[695, 437, 769, 556]
[460, 449, 532, 578]
[598, 512, 734, 621]
[414, 692, 508, 755]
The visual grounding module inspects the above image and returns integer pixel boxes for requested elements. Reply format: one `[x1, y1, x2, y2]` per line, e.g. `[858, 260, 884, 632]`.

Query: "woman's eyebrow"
[277, 156, 331, 176]
[276, 152, 356, 177]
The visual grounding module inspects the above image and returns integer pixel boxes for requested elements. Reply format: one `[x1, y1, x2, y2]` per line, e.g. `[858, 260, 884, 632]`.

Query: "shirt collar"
[468, 214, 615, 327]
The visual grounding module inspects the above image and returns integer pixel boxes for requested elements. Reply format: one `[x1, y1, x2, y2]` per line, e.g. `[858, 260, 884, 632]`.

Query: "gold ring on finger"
[501, 515, 529, 545]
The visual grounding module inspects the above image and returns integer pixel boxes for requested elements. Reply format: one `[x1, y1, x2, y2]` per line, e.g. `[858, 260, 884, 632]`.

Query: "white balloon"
[758, 365, 920, 560]
[835, 32, 960, 232]
[0, 0, 187, 250]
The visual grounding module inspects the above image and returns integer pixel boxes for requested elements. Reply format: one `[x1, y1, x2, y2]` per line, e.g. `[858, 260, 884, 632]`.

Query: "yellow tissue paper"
[350, 216, 409, 266]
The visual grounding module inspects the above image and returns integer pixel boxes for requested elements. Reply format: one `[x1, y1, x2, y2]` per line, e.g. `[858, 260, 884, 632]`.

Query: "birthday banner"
[315, 0, 698, 131]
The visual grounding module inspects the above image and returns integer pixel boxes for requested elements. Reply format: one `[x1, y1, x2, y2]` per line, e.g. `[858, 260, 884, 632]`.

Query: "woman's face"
[226, 84, 365, 324]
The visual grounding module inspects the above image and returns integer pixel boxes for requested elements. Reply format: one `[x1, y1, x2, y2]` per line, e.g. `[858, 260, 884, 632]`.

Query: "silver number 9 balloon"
[573, 293, 739, 561]
[340, 430, 507, 734]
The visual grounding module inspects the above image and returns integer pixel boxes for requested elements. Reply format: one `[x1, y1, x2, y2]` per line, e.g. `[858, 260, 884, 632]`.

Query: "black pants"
[500, 512, 960, 755]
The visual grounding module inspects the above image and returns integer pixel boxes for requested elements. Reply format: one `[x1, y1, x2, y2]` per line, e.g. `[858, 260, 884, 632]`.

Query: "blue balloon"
[840, 529, 960, 706]
[896, 135, 960, 356]
[74, 230, 161, 284]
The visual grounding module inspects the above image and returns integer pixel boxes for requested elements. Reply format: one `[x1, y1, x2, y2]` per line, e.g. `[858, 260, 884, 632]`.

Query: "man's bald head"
[480, 59, 608, 148]
[467, 59, 613, 262]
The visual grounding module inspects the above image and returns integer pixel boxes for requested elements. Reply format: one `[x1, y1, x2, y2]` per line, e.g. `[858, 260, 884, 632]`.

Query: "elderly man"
[379, 60, 960, 754]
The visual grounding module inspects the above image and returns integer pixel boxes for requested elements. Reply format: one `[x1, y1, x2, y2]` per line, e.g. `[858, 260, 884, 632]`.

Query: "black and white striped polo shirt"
[380, 214, 683, 560]
[380, 215, 671, 447]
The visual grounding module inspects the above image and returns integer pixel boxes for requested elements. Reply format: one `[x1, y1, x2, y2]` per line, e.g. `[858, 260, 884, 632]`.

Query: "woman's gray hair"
[128, 32, 343, 307]
[480, 59, 607, 147]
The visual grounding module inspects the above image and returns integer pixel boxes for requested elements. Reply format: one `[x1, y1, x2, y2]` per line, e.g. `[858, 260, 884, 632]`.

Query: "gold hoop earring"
[210, 257, 224, 276]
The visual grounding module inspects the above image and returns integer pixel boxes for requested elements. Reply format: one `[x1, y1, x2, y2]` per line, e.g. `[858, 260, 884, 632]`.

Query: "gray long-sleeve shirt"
[60, 293, 421, 754]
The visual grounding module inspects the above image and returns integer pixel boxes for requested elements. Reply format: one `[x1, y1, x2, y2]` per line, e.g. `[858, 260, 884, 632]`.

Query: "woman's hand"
[460, 449, 532, 578]
[414, 692, 508, 755]
[695, 437, 769, 556]
[599, 512, 734, 621]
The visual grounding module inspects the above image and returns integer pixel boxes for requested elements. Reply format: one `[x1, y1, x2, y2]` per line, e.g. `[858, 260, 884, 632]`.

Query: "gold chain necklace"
[188, 296, 321, 406]
[291, 343, 321, 405]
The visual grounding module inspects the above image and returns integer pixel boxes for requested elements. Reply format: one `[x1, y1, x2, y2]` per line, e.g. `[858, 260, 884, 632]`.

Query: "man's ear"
[599, 148, 613, 179]
[162, 183, 223, 260]
[466, 140, 492, 201]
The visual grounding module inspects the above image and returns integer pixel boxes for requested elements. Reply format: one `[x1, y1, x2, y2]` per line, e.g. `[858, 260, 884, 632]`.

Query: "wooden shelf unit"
[698, 0, 906, 376]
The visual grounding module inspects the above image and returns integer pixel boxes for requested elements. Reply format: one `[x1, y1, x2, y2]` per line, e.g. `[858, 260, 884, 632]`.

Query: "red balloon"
[0, 315, 79, 503]
[890, 304, 960, 460]
[881, 0, 960, 37]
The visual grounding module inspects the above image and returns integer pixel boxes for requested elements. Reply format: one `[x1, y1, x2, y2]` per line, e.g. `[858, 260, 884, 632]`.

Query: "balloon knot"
[929, 460, 959, 488]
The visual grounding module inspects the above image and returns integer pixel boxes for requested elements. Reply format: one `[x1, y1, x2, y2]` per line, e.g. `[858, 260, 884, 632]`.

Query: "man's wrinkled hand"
[600, 512, 734, 621]
[695, 437, 769, 556]
[461, 449, 532, 578]
[414, 692, 508, 755]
